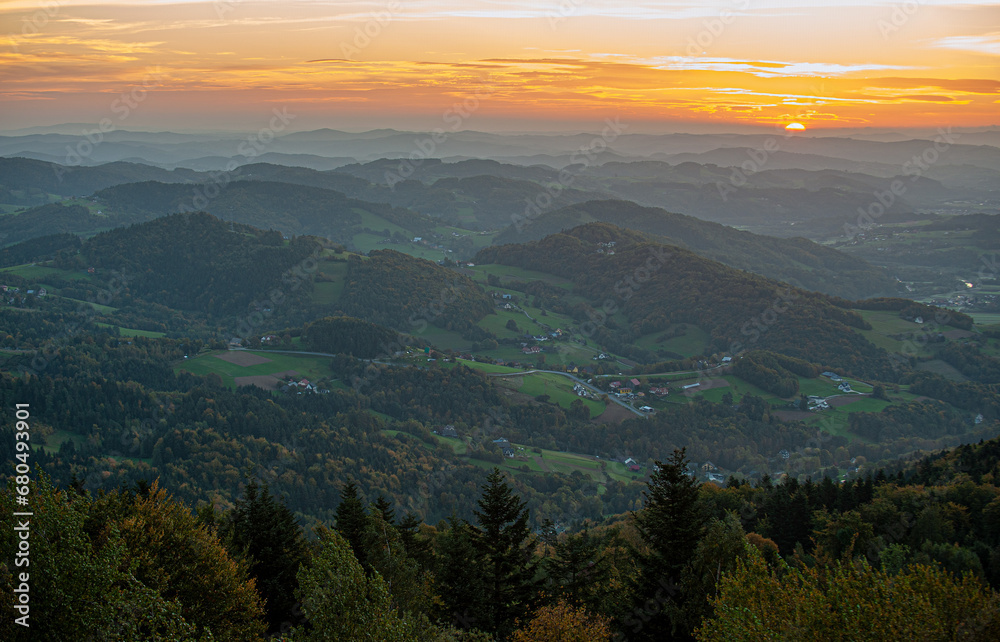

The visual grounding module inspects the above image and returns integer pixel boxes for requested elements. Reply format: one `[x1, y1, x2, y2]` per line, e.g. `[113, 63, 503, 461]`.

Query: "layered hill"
[94, 180, 438, 241]
[82, 212, 322, 316]
[477, 223, 921, 380]
[0, 156, 197, 202]
[493, 199, 899, 300]
[0, 179, 439, 249]
[44, 212, 494, 332]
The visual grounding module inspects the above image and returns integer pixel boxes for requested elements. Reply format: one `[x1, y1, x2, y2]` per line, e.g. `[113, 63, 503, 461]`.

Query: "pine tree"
[630, 448, 703, 640]
[544, 527, 611, 613]
[223, 477, 309, 634]
[373, 494, 396, 525]
[473, 468, 538, 638]
[335, 481, 369, 569]
[397, 511, 434, 571]
[436, 516, 488, 631]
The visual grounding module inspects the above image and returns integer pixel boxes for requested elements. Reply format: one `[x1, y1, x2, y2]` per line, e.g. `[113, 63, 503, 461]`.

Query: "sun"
[785, 122, 806, 131]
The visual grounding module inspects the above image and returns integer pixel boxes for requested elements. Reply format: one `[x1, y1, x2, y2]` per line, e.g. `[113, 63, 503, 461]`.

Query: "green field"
[855, 310, 940, 357]
[311, 259, 349, 307]
[95, 323, 166, 338]
[351, 233, 452, 262]
[459, 441, 639, 496]
[502, 371, 606, 416]
[1, 264, 92, 282]
[36, 429, 83, 455]
[310, 281, 344, 306]
[477, 308, 549, 338]
[355, 209, 411, 236]
[466, 264, 575, 290]
[634, 325, 711, 358]
[175, 350, 334, 389]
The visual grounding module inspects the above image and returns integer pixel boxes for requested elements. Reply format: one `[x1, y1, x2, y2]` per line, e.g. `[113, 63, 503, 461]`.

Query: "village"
[428, 422, 797, 487]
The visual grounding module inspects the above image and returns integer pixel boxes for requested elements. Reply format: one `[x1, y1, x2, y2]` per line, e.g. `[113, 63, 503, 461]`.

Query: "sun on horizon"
[785, 123, 807, 131]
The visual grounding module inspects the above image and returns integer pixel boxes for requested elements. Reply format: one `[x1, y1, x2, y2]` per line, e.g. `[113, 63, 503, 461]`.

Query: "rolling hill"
[493, 199, 900, 299]
[477, 223, 942, 381]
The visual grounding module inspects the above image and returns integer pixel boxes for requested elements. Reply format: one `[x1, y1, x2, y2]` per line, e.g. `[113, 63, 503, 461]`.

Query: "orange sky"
[1, 0, 998, 132]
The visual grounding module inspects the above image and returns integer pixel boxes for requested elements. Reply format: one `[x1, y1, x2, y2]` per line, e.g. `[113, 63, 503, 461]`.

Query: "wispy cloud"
[933, 35, 1000, 56]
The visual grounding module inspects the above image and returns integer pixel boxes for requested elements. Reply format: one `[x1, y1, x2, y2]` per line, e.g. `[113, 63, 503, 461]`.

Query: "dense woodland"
[302, 315, 401, 358]
[80, 212, 321, 316]
[3, 443, 999, 641]
[334, 249, 494, 334]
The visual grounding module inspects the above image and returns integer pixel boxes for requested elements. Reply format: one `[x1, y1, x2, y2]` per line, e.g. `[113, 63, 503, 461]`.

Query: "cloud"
[932, 35, 1000, 56]
[869, 77, 1000, 94]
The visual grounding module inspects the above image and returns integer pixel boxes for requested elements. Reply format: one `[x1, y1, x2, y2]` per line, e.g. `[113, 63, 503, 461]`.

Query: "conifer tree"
[335, 481, 369, 568]
[473, 468, 538, 639]
[630, 448, 703, 640]
[223, 477, 309, 634]
[398, 511, 435, 571]
[436, 515, 488, 631]
[373, 494, 396, 525]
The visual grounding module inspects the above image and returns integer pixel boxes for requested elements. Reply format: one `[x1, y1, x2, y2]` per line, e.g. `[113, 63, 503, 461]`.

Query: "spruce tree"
[373, 494, 396, 525]
[435, 516, 488, 631]
[630, 448, 703, 640]
[223, 477, 309, 634]
[544, 527, 611, 613]
[473, 468, 537, 639]
[398, 511, 434, 571]
[335, 481, 370, 569]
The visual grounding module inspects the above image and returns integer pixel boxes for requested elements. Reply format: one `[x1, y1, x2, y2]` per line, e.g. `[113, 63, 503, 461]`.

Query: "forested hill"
[333, 249, 494, 333]
[494, 199, 899, 300]
[0, 156, 197, 198]
[94, 180, 438, 240]
[81, 212, 322, 316]
[477, 223, 902, 380]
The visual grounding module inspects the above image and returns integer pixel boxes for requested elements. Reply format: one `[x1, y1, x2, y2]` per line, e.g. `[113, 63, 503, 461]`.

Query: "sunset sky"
[1, 0, 998, 133]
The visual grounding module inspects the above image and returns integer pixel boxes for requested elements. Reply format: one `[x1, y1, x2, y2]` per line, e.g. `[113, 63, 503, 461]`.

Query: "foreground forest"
[2, 443, 999, 640]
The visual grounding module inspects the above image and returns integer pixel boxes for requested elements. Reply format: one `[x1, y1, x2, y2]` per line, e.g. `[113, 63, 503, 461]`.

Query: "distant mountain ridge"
[494, 200, 900, 300]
